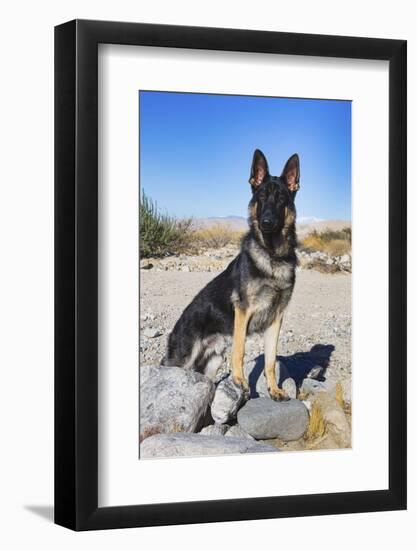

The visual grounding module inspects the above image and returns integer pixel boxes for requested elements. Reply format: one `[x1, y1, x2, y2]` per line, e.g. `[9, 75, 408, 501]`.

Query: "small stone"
[199, 423, 229, 436]
[282, 377, 297, 399]
[301, 378, 328, 395]
[143, 327, 162, 338]
[237, 397, 309, 441]
[225, 424, 254, 440]
[307, 366, 324, 380]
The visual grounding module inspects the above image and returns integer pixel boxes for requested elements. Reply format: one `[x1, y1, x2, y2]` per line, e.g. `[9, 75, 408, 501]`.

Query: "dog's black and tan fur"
[161, 150, 300, 401]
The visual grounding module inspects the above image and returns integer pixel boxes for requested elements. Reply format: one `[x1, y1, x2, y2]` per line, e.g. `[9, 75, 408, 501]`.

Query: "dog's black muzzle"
[260, 217, 276, 232]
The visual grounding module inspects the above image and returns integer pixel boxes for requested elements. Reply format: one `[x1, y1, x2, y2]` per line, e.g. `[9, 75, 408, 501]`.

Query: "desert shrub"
[319, 227, 351, 243]
[301, 226, 351, 256]
[324, 239, 350, 256]
[190, 223, 244, 249]
[301, 233, 325, 252]
[139, 190, 193, 258]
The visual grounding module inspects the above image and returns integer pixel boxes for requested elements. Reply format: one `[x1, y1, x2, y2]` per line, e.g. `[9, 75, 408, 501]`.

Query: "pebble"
[143, 327, 162, 338]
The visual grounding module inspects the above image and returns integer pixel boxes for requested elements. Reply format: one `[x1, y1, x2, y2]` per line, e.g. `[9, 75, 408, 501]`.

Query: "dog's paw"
[232, 375, 250, 397]
[268, 387, 290, 402]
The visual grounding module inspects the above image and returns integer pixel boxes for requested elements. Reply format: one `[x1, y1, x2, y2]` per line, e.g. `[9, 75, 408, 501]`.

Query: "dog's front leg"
[231, 306, 251, 395]
[264, 312, 289, 401]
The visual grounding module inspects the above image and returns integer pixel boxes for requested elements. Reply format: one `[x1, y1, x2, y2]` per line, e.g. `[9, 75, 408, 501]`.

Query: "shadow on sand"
[248, 343, 335, 397]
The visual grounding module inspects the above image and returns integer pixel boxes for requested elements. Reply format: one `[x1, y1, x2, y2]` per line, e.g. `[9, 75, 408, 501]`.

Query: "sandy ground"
[140, 269, 351, 387]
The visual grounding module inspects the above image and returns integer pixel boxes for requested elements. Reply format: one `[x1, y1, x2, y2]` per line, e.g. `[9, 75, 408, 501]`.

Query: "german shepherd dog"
[161, 150, 300, 401]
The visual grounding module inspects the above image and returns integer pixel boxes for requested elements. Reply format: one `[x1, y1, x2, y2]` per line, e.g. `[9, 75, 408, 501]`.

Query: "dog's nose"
[261, 218, 273, 229]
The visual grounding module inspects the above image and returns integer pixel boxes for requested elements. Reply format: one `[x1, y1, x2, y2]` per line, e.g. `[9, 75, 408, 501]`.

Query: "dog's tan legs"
[264, 312, 289, 401]
[231, 307, 251, 393]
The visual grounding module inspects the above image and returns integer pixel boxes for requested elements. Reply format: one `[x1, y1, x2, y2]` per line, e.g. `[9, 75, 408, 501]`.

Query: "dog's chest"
[245, 262, 294, 333]
[246, 279, 278, 312]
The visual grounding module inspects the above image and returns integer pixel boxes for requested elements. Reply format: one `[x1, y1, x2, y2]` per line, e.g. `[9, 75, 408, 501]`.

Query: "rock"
[211, 376, 246, 424]
[140, 340, 149, 351]
[140, 433, 279, 458]
[140, 366, 214, 441]
[328, 378, 351, 404]
[237, 397, 309, 441]
[311, 392, 351, 448]
[225, 424, 254, 440]
[139, 364, 157, 386]
[199, 423, 229, 436]
[307, 366, 324, 380]
[302, 399, 313, 412]
[282, 377, 297, 399]
[340, 254, 350, 264]
[143, 327, 162, 338]
[300, 378, 328, 395]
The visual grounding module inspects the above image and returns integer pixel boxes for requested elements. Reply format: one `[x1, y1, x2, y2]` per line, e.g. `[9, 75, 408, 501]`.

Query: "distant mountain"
[207, 215, 245, 221]
[298, 216, 324, 224]
[297, 219, 351, 239]
[194, 216, 351, 238]
[193, 216, 247, 231]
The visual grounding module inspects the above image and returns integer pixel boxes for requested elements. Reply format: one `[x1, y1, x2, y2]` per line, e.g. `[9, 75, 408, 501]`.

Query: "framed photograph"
[55, 20, 407, 530]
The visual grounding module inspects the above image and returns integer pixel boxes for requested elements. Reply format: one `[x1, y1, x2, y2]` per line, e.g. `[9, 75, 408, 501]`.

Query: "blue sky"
[139, 91, 351, 221]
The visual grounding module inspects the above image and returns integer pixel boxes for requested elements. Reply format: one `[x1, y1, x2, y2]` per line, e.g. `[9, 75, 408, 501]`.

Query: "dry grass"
[302, 233, 351, 257]
[304, 401, 326, 442]
[190, 223, 244, 249]
[335, 381, 344, 408]
[324, 239, 351, 256]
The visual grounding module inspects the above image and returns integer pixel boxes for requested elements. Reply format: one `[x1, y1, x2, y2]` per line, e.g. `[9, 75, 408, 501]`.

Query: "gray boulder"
[140, 366, 214, 441]
[140, 433, 279, 458]
[237, 397, 309, 441]
[211, 376, 246, 424]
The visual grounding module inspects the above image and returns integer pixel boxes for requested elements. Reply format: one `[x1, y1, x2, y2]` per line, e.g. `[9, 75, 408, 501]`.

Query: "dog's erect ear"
[249, 149, 269, 192]
[281, 154, 300, 198]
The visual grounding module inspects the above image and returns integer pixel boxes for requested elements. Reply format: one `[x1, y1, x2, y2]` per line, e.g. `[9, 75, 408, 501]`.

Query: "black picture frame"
[55, 19, 407, 531]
